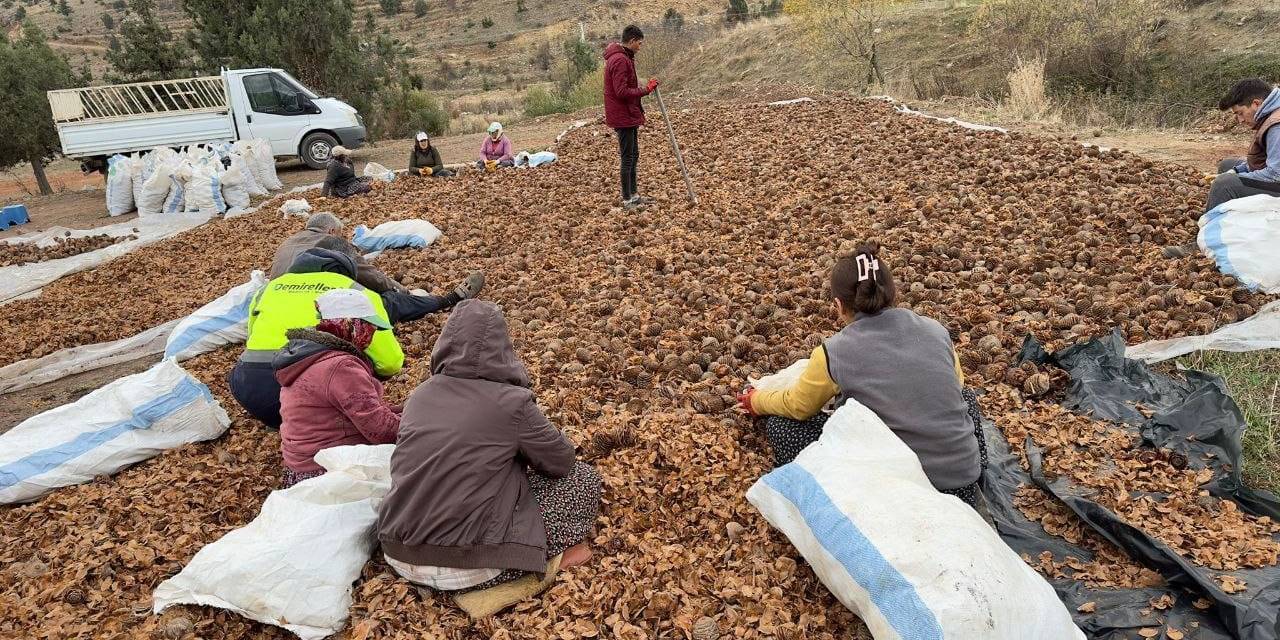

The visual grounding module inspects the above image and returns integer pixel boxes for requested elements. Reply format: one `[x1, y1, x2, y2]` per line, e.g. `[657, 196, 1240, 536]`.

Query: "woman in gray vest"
[737, 243, 987, 506]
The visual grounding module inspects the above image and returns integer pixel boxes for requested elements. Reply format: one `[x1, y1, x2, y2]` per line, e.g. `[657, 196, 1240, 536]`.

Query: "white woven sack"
[746, 399, 1085, 640]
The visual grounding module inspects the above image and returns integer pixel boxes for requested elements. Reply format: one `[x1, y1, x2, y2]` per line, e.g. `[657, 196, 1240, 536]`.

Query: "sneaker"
[1161, 243, 1196, 259]
[622, 198, 641, 210]
[631, 194, 655, 205]
[452, 271, 485, 300]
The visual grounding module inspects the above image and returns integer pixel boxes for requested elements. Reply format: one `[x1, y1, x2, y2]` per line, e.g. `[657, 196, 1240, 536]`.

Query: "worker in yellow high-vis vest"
[229, 248, 483, 427]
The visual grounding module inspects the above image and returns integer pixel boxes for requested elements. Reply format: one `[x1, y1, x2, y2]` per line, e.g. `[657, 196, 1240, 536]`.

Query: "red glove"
[736, 387, 758, 417]
[647, 78, 659, 93]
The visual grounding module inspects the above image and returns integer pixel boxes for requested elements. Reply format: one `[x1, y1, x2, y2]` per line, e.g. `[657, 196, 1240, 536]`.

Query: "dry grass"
[998, 57, 1054, 122]
[446, 91, 523, 118]
[1178, 350, 1280, 495]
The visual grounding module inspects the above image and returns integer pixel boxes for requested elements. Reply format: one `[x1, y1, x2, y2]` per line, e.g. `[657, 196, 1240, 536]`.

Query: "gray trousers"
[1206, 157, 1280, 212]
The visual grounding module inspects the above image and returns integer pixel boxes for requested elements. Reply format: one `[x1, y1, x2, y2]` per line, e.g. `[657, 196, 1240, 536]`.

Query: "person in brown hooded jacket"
[377, 300, 601, 592]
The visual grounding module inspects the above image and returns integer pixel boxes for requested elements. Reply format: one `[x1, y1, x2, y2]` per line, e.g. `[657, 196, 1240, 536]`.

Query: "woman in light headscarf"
[321, 146, 374, 198]
[476, 122, 514, 171]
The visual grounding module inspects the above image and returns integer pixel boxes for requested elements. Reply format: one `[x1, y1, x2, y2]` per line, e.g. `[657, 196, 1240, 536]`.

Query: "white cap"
[331, 145, 351, 158]
[415, 131, 429, 142]
[315, 289, 391, 329]
[488, 122, 503, 134]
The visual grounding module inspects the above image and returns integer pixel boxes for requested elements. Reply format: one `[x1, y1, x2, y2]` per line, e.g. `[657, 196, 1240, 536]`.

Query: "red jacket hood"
[604, 42, 632, 62]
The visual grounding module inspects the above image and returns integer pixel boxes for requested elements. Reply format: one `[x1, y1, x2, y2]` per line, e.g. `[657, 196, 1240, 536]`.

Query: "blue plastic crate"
[1, 204, 29, 229]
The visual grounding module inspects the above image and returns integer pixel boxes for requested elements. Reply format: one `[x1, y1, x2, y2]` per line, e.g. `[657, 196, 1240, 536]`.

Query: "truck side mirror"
[302, 98, 321, 115]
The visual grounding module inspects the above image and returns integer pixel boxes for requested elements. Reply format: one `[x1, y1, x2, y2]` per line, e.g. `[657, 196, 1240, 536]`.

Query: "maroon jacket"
[378, 300, 576, 574]
[603, 42, 650, 129]
[273, 328, 402, 474]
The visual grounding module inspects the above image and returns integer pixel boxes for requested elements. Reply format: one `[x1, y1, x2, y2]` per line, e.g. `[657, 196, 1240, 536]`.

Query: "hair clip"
[856, 254, 880, 282]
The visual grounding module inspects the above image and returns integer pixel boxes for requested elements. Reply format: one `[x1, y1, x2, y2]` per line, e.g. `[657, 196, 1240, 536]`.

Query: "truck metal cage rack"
[47, 76, 229, 124]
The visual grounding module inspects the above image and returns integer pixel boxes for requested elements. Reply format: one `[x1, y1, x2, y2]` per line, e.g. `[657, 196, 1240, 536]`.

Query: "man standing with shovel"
[604, 25, 659, 210]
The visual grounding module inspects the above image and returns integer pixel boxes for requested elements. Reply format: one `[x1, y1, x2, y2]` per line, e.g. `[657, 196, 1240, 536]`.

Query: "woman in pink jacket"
[476, 122, 514, 171]
[272, 289, 403, 487]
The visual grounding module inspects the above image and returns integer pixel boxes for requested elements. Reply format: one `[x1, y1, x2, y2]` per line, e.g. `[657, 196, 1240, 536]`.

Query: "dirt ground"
[0, 113, 592, 239]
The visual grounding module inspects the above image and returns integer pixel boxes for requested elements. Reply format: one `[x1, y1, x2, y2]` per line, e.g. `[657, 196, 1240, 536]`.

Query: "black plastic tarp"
[977, 331, 1280, 640]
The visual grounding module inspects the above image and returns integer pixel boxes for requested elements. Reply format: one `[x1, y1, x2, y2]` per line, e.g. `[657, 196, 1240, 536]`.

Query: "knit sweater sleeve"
[751, 345, 839, 420]
[330, 358, 402, 445]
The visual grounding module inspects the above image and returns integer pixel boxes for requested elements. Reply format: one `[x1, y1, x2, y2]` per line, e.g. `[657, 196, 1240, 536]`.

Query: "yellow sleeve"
[362, 290, 404, 377]
[751, 346, 839, 420]
[953, 349, 964, 387]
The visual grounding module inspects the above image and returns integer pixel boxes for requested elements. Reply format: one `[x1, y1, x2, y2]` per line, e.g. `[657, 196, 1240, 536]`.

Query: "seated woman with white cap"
[321, 145, 375, 198]
[271, 288, 404, 488]
[408, 132, 454, 178]
[476, 122, 515, 171]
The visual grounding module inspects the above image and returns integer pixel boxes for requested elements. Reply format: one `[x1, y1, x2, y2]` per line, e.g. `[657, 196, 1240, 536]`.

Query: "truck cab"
[222, 68, 366, 169]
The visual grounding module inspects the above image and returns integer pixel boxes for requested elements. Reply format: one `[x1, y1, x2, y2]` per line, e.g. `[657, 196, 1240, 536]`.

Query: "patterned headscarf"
[316, 317, 377, 351]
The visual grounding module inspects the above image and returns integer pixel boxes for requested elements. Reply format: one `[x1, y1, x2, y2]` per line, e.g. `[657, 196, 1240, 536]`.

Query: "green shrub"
[523, 85, 567, 117]
[373, 88, 448, 138]
[562, 66, 603, 110]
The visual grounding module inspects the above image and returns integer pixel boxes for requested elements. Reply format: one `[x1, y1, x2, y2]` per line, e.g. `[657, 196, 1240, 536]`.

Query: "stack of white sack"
[116, 139, 283, 217]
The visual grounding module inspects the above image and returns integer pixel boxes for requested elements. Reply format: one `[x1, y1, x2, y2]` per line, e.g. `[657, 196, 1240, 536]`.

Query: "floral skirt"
[281, 467, 325, 489]
[334, 177, 373, 198]
[458, 461, 602, 592]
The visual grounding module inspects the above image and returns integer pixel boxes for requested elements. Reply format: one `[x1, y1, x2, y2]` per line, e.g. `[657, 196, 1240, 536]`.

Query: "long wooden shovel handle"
[653, 86, 698, 206]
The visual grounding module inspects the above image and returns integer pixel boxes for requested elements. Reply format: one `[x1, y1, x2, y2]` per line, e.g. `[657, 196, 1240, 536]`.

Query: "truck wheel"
[300, 132, 338, 170]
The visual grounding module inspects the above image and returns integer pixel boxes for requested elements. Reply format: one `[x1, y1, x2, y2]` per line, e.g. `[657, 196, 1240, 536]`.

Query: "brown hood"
[430, 299, 529, 387]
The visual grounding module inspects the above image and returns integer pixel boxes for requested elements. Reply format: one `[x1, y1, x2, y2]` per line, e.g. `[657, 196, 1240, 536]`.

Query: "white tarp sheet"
[0, 212, 215, 305]
[0, 359, 230, 504]
[1126, 300, 1280, 364]
[0, 272, 266, 395]
[153, 445, 394, 640]
[2, 221, 140, 248]
[0, 320, 177, 395]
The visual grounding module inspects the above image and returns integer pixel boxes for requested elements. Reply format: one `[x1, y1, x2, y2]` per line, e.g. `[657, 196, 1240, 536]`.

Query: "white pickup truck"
[47, 68, 366, 171]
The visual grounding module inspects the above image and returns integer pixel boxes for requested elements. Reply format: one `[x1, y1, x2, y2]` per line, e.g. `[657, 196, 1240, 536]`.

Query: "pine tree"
[107, 0, 191, 81]
[379, 0, 400, 17]
[413, 0, 425, 17]
[0, 24, 76, 195]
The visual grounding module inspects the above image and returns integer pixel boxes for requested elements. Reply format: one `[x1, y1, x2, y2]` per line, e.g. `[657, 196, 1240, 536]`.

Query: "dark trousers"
[408, 168, 455, 178]
[616, 127, 639, 201]
[229, 360, 282, 428]
[381, 291, 453, 325]
[1207, 157, 1280, 211]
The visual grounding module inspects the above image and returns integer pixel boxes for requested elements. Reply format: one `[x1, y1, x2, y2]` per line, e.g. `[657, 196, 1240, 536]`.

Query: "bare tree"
[792, 0, 897, 88]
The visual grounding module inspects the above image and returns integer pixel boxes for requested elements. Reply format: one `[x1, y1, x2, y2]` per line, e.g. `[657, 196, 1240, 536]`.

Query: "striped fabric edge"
[0, 376, 214, 491]
[164, 293, 255, 360]
[761, 463, 944, 640]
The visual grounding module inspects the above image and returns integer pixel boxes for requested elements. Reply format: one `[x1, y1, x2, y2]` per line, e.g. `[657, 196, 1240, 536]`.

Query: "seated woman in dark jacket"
[408, 132, 454, 178]
[377, 300, 600, 592]
[321, 146, 373, 198]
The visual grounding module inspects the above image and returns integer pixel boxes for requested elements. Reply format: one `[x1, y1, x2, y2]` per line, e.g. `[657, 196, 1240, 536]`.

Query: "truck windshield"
[276, 71, 318, 100]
